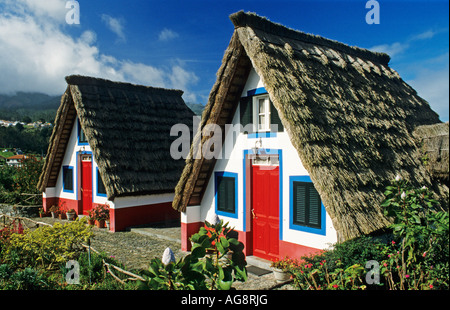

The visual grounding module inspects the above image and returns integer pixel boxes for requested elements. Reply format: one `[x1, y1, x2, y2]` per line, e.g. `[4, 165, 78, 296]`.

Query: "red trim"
[111, 202, 179, 232]
[180, 223, 322, 260]
[42, 197, 79, 213]
[42, 195, 178, 233]
[279, 240, 323, 258]
[181, 221, 203, 251]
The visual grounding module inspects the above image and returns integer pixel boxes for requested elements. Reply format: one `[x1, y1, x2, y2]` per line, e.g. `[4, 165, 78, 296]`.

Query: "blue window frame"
[240, 87, 283, 138]
[215, 171, 238, 219]
[96, 168, 107, 197]
[62, 165, 74, 193]
[289, 176, 326, 235]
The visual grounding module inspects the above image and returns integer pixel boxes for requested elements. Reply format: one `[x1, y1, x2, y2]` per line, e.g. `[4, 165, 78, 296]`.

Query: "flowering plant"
[91, 203, 110, 221]
[270, 256, 299, 271]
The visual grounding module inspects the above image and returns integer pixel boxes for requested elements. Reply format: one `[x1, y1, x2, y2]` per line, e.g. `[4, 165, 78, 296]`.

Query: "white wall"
[47, 118, 173, 210]
[47, 118, 109, 206]
[196, 68, 337, 250]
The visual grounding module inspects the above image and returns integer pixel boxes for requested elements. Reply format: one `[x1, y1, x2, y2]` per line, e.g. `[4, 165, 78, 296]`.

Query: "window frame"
[253, 94, 271, 133]
[96, 167, 107, 197]
[62, 165, 74, 193]
[289, 176, 326, 235]
[214, 171, 238, 219]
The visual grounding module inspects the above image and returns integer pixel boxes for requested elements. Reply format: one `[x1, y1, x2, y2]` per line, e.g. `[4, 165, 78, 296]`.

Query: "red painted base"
[181, 221, 203, 251]
[110, 202, 179, 232]
[180, 223, 322, 260]
[42, 196, 179, 232]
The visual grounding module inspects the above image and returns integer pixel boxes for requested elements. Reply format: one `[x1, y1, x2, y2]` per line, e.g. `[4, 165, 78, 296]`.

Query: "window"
[256, 96, 270, 132]
[290, 178, 324, 233]
[215, 172, 238, 218]
[78, 120, 88, 145]
[63, 166, 74, 193]
[97, 168, 107, 196]
[239, 90, 283, 135]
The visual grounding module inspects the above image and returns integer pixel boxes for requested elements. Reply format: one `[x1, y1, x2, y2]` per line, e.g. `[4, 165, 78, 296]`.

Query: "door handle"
[251, 209, 257, 219]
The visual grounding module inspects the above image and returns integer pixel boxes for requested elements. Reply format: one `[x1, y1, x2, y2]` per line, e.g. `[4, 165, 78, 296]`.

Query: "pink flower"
[405, 274, 410, 278]
[422, 252, 427, 257]
[332, 284, 338, 288]
[391, 241, 396, 245]
[383, 262, 388, 267]
[429, 284, 433, 289]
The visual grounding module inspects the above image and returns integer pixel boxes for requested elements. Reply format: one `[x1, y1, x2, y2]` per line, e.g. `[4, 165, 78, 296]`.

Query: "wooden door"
[251, 164, 280, 260]
[81, 155, 92, 215]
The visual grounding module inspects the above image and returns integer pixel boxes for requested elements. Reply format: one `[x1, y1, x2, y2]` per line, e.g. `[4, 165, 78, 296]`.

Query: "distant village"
[0, 119, 53, 129]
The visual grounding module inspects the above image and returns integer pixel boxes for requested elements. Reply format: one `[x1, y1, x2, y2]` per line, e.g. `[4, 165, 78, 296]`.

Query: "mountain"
[0, 92, 204, 122]
[0, 92, 60, 110]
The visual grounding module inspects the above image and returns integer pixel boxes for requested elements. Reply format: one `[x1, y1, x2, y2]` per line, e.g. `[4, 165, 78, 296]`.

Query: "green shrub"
[380, 176, 449, 290]
[6, 218, 93, 269]
[288, 176, 449, 290]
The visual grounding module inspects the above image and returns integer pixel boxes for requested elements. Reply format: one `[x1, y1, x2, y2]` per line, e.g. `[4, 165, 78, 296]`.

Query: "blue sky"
[0, 0, 448, 121]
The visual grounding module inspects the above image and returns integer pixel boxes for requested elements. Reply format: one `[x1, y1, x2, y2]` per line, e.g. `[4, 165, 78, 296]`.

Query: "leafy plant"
[91, 203, 110, 221]
[271, 256, 300, 271]
[288, 175, 448, 290]
[380, 175, 449, 290]
[6, 218, 93, 270]
[139, 219, 247, 290]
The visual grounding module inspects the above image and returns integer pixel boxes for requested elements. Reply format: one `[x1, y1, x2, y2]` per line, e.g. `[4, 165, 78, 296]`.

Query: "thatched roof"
[38, 75, 194, 200]
[413, 122, 449, 181]
[172, 11, 447, 242]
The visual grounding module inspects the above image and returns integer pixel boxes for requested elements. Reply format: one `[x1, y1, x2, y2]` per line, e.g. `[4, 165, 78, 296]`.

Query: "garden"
[271, 176, 449, 290]
[0, 176, 448, 290]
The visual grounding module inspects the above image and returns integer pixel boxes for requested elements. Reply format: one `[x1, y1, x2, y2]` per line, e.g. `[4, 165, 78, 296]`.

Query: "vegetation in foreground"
[0, 177, 448, 290]
[274, 177, 448, 290]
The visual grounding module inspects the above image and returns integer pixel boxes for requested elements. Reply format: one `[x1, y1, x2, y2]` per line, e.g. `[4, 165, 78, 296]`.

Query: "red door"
[81, 155, 92, 215]
[251, 164, 280, 260]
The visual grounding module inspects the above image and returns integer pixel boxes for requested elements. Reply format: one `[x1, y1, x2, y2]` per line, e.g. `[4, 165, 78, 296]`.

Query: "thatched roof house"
[173, 11, 446, 257]
[39, 75, 194, 231]
[413, 122, 449, 183]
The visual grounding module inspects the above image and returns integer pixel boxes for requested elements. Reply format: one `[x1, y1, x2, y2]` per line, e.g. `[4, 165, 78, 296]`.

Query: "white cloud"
[101, 14, 126, 43]
[407, 58, 449, 122]
[0, 1, 198, 102]
[158, 28, 179, 41]
[370, 42, 408, 57]
[369, 30, 449, 121]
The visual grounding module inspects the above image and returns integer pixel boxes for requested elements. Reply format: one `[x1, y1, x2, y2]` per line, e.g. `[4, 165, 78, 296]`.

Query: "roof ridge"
[229, 10, 390, 66]
[65, 75, 184, 96]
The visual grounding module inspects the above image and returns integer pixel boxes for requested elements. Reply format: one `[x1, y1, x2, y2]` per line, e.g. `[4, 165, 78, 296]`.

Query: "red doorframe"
[81, 155, 92, 215]
[251, 164, 280, 261]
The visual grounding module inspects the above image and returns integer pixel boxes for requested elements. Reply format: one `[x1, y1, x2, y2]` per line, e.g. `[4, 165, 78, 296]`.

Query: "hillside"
[0, 92, 204, 121]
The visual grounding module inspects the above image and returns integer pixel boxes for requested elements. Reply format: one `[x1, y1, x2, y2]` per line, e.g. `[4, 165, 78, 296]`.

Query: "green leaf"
[191, 245, 206, 259]
[216, 241, 225, 254]
[219, 236, 230, 248]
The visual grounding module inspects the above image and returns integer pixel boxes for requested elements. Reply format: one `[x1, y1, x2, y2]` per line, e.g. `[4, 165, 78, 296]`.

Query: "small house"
[172, 11, 447, 260]
[38, 75, 194, 231]
[6, 155, 27, 167]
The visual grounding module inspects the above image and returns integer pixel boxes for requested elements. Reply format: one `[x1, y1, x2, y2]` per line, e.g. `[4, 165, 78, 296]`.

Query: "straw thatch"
[413, 122, 449, 182]
[38, 75, 194, 200]
[172, 11, 447, 242]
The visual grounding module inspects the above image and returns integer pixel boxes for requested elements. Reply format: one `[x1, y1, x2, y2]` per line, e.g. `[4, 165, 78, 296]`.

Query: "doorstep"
[246, 255, 272, 270]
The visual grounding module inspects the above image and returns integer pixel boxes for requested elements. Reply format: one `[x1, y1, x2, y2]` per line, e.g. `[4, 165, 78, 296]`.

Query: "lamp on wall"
[252, 137, 268, 162]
